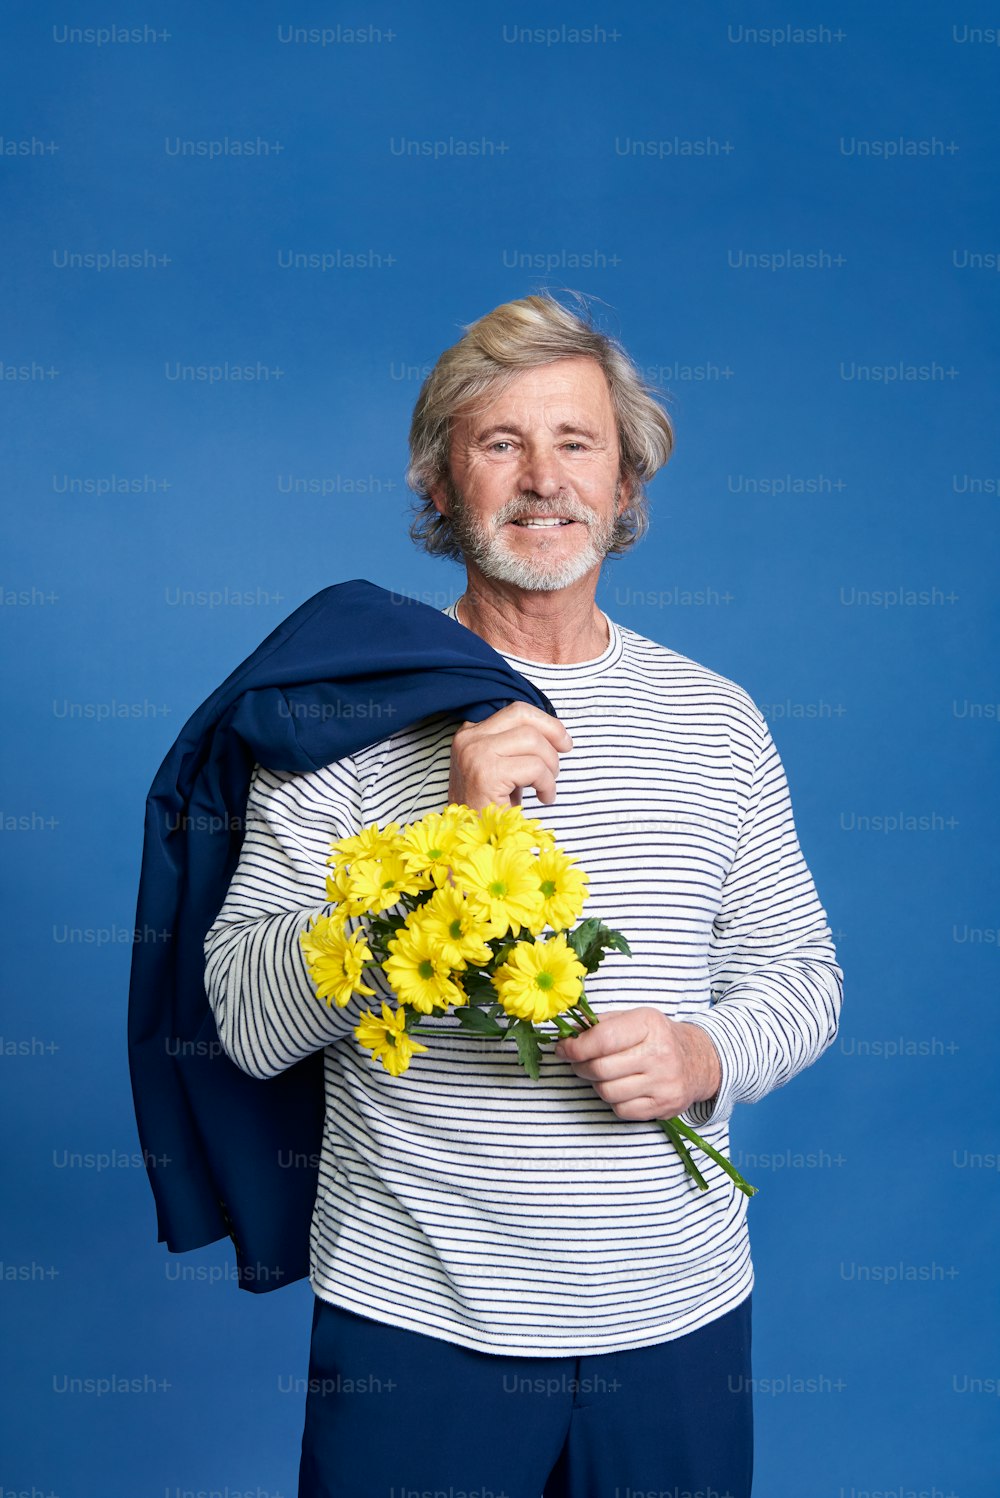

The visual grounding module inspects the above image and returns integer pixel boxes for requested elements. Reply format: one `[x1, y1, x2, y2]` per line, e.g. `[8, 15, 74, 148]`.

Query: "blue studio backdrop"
[2, 2, 998, 1495]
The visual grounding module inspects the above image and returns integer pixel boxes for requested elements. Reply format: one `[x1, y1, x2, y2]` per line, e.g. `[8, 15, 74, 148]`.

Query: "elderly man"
[204, 294, 843, 1498]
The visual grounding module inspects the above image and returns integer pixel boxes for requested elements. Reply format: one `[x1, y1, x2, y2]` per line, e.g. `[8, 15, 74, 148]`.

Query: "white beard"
[445, 483, 620, 592]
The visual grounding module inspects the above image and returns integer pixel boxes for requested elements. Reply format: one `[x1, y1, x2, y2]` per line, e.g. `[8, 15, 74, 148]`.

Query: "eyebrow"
[472, 421, 602, 443]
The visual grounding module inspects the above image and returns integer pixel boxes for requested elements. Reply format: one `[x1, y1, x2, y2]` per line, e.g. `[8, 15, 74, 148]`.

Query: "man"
[204, 293, 843, 1498]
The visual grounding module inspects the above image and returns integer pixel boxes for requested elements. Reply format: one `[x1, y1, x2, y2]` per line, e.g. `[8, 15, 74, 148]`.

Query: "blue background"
[2, 2, 998, 1495]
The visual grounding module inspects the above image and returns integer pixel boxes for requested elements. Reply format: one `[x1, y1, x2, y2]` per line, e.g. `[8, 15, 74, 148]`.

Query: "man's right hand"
[447, 703, 573, 811]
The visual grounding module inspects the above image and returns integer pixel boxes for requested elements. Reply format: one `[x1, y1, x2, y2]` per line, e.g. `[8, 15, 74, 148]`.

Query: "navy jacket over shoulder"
[128, 579, 555, 1292]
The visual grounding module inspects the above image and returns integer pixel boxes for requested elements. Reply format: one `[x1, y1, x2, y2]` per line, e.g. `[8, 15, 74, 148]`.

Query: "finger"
[608, 1096, 664, 1122]
[585, 1077, 665, 1120]
[491, 727, 565, 783]
[458, 720, 566, 772]
[457, 752, 559, 807]
[555, 1010, 652, 1062]
[493, 753, 559, 806]
[462, 703, 573, 752]
[593, 1075, 664, 1107]
[452, 730, 564, 793]
[498, 702, 574, 752]
[451, 741, 562, 807]
[562, 1046, 654, 1084]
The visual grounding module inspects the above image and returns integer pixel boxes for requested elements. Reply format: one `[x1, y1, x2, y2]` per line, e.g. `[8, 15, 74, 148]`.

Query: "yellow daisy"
[528, 847, 590, 934]
[354, 1002, 428, 1077]
[324, 862, 353, 913]
[325, 820, 404, 868]
[452, 802, 555, 854]
[399, 811, 465, 888]
[450, 843, 545, 939]
[300, 916, 376, 1008]
[491, 933, 586, 1023]
[346, 852, 432, 915]
[383, 921, 468, 1014]
[414, 886, 494, 969]
[440, 808, 479, 832]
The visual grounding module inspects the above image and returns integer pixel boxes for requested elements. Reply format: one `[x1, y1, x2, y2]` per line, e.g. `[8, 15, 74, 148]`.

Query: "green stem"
[657, 1119, 709, 1191]
[567, 1004, 596, 1030]
[666, 1117, 758, 1198]
[575, 993, 599, 1025]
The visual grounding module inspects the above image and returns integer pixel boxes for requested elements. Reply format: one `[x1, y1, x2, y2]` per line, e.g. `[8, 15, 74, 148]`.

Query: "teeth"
[513, 518, 571, 527]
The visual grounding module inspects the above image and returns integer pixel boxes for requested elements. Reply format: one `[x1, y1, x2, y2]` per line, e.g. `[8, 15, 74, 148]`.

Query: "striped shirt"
[204, 601, 842, 1355]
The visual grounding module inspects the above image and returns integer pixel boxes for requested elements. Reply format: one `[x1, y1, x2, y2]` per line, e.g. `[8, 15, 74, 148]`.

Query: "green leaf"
[461, 970, 497, 1001]
[567, 919, 632, 972]
[511, 1019, 543, 1080]
[565, 918, 600, 959]
[454, 1006, 504, 1038]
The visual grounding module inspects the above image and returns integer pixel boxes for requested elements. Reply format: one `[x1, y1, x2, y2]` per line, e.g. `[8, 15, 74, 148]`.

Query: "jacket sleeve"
[681, 711, 843, 1128]
[204, 759, 369, 1080]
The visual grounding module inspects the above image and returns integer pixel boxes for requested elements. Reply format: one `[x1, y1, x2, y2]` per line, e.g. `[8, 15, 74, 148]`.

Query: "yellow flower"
[383, 921, 468, 1014]
[354, 1002, 428, 1077]
[321, 823, 424, 917]
[414, 886, 494, 969]
[491, 933, 586, 1023]
[529, 847, 589, 934]
[346, 852, 432, 914]
[399, 811, 465, 888]
[442, 801, 479, 829]
[300, 916, 376, 1007]
[326, 821, 404, 868]
[324, 862, 353, 912]
[450, 843, 545, 939]
[452, 802, 555, 854]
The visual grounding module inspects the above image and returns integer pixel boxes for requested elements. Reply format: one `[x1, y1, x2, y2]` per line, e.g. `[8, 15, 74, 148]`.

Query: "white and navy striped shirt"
[204, 603, 842, 1355]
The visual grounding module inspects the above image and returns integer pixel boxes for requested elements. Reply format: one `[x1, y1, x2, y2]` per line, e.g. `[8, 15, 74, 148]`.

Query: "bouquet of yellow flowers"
[300, 802, 755, 1198]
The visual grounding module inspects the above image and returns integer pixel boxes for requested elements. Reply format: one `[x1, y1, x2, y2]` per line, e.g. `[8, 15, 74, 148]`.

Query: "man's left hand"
[553, 1009, 722, 1120]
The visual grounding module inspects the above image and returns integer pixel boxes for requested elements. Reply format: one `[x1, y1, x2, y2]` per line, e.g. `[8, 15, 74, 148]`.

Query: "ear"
[616, 471, 634, 515]
[428, 475, 451, 518]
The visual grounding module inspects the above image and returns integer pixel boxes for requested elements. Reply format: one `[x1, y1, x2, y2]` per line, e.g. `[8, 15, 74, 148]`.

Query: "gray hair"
[407, 292, 674, 560]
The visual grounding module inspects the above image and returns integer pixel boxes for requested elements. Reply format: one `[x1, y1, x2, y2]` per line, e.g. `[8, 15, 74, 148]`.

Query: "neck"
[456, 572, 609, 664]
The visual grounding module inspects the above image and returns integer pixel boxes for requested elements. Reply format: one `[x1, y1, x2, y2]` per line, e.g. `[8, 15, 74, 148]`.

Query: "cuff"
[679, 1014, 739, 1128]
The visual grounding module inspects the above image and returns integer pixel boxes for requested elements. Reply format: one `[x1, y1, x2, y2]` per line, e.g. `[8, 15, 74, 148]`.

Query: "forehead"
[456, 357, 616, 432]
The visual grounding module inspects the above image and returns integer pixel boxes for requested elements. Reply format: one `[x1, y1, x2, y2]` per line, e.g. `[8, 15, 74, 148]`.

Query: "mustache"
[493, 495, 592, 525]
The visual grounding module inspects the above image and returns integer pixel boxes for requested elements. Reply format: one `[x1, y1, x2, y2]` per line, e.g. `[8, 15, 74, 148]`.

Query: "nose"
[516, 444, 563, 499]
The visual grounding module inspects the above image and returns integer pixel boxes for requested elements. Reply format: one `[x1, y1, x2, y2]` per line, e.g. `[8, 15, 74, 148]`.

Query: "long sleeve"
[682, 712, 843, 1128]
[204, 760, 366, 1080]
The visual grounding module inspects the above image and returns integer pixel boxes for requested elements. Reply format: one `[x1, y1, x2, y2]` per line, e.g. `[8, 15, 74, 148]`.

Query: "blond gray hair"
[407, 293, 674, 560]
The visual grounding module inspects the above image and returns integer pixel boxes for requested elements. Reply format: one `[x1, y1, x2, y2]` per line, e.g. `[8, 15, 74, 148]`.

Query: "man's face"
[430, 357, 630, 592]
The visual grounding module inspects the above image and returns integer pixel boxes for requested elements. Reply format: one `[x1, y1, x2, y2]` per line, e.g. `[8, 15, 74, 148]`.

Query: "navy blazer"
[128, 579, 555, 1291]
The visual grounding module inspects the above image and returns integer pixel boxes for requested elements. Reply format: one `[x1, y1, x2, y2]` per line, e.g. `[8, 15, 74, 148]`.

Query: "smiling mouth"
[509, 517, 577, 528]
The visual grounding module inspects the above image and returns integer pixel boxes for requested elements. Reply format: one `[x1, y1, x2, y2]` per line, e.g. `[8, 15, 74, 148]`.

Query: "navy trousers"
[298, 1294, 753, 1498]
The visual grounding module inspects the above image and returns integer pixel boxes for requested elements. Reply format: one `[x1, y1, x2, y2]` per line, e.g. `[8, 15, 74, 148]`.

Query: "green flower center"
[418, 959, 435, 980]
[534, 971, 554, 990]
[488, 880, 507, 897]
[540, 879, 557, 897]
[428, 846, 442, 861]
[449, 919, 464, 939]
